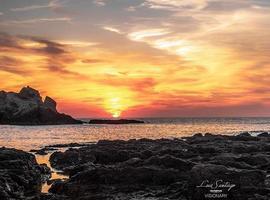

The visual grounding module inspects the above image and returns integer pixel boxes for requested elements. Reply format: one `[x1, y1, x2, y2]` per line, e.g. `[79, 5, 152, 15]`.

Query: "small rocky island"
[0, 86, 82, 125]
[89, 119, 145, 124]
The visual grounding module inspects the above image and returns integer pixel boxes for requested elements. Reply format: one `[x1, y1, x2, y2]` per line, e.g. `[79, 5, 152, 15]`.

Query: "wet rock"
[36, 149, 48, 155]
[143, 154, 194, 171]
[50, 149, 81, 170]
[45, 142, 91, 148]
[258, 132, 270, 137]
[232, 143, 261, 153]
[0, 147, 49, 200]
[233, 134, 258, 141]
[237, 154, 270, 167]
[46, 135, 270, 200]
[50, 166, 183, 199]
[238, 132, 251, 137]
[39, 163, 51, 180]
[194, 133, 203, 137]
[41, 192, 69, 200]
[47, 179, 62, 186]
[31, 147, 58, 155]
[209, 153, 254, 169]
[189, 164, 266, 200]
[184, 133, 228, 144]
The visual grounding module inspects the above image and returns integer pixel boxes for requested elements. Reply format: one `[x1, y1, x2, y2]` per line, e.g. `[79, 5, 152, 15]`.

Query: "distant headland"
[0, 86, 82, 125]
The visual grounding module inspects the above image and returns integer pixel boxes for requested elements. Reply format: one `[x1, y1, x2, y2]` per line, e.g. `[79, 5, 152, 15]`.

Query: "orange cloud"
[1, 0, 270, 119]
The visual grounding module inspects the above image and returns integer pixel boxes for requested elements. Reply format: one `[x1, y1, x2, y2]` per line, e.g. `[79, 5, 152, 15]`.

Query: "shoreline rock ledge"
[0, 86, 82, 125]
[46, 133, 270, 200]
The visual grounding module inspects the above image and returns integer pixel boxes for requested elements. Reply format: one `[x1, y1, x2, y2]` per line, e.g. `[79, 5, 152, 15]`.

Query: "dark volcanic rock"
[44, 96, 57, 112]
[258, 132, 270, 137]
[89, 119, 144, 124]
[0, 147, 50, 200]
[189, 164, 266, 200]
[19, 86, 42, 103]
[0, 86, 82, 125]
[143, 154, 194, 171]
[47, 135, 270, 200]
[45, 142, 91, 148]
[50, 149, 81, 170]
[30, 147, 58, 155]
[36, 149, 48, 155]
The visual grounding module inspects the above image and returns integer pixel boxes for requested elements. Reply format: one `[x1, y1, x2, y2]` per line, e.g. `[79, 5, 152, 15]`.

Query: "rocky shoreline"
[0, 147, 50, 200]
[1, 132, 270, 199]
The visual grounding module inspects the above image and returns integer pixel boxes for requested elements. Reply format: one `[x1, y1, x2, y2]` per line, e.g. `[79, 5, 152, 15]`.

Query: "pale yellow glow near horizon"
[107, 97, 123, 118]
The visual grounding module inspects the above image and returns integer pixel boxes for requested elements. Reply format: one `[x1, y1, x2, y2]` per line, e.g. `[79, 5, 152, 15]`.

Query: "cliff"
[0, 86, 82, 125]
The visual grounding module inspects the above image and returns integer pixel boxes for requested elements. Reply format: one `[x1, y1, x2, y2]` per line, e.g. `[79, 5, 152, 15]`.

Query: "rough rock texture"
[47, 133, 270, 200]
[0, 147, 50, 200]
[44, 97, 57, 113]
[0, 86, 82, 125]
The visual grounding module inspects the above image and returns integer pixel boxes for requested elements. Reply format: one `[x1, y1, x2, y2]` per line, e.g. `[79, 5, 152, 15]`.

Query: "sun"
[103, 92, 136, 119]
[112, 111, 121, 118]
[106, 97, 123, 118]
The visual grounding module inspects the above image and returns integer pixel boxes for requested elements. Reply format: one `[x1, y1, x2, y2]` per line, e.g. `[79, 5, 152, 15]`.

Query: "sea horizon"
[1, 117, 270, 151]
[79, 116, 270, 121]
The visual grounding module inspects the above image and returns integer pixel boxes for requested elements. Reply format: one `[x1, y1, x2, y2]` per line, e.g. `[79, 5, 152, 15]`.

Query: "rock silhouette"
[89, 119, 145, 124]
[0, 147, 50, 200]
[0, 86, 82, 125]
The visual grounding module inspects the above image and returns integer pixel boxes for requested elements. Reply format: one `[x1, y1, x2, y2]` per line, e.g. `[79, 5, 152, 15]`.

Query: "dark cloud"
[82, 58, 105, 64]
[19, 36, 68, 55]
[0, 32, 87, 79]
[0, 56, 22, 65]
[0, 32, 21, 49]
[34, 38, 67, 55]
[46, 64, 88, 79]
[0, 33, 68, 55]
[0, 65, 28, 75]
[0, 56, 29, 75]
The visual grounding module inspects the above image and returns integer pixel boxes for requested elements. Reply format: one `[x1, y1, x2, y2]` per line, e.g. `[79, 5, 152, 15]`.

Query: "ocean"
[1, 117, 270, 151]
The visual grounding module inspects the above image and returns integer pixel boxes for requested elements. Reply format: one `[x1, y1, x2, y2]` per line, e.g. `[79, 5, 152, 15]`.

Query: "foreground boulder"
[0, 86, 82, 125]
[47, 134, 270, 200]
[0, 147, 50, 200]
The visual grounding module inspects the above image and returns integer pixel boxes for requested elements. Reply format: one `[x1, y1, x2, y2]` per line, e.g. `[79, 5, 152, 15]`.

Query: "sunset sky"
[1, 0, 270, 118]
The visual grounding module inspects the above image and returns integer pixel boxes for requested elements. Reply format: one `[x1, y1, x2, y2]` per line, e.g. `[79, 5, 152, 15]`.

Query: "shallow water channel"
[35, 150, 69, 193]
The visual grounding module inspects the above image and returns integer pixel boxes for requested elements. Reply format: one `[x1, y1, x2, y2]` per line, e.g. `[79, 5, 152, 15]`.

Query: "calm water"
[1, 117, 270, 151]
